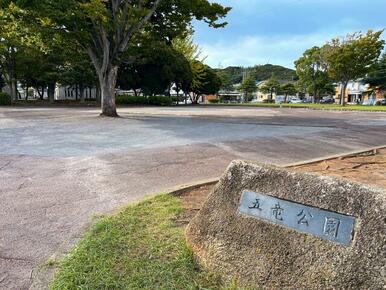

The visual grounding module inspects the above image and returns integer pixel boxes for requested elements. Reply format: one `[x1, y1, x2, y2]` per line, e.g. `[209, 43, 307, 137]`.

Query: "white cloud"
[199, 30, 385, 69]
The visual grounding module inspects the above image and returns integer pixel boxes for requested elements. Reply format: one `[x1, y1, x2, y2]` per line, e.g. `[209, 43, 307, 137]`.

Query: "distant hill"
[216, 64, 297, 85]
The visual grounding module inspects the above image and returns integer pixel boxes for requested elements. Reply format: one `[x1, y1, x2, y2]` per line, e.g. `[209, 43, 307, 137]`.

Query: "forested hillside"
[216, 64, 296, 85]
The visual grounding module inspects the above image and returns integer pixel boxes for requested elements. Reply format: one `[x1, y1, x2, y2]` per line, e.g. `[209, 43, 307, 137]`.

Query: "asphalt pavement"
[0, 105, 385, 289]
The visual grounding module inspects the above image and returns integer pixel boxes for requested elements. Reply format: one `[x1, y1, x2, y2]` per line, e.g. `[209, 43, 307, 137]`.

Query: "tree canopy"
[190, 60, 221, 104]
[260, 76, 280, 100]
[321, 30, 384, 105]
[365, 54, 386, 91]
[238, 76, 256, 102]
[295, 46, 334, 102]
[14, 0, 230, 115]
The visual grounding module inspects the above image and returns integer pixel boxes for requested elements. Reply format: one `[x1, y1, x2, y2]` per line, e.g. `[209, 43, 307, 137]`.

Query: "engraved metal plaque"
[239, 191, 356, 246]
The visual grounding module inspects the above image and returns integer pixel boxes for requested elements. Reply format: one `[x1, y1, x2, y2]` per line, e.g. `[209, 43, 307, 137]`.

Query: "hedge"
[115, 95, 176, 106]
[0, 92, 11, 106]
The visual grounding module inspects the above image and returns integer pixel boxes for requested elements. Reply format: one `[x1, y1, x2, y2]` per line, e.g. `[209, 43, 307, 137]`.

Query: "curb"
[168, 178, 220, 196]
[282, 145, 386, 168]
[166, 145, 386, 192]
[202, 103, 386, 113]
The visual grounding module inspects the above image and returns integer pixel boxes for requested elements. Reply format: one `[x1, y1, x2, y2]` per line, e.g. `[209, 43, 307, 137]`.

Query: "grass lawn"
[50, 194, 240, 290]
[204, 103, 386, 111]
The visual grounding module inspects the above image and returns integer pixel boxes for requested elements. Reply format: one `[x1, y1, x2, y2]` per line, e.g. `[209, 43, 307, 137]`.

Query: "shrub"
[208, 99, 219, 104]
[115, 95, 148, 105]
[148, 95, 173, 106]
[0, 92, 11, 106]
[115, 95, 175, 106]
[262, 99, 275, 103]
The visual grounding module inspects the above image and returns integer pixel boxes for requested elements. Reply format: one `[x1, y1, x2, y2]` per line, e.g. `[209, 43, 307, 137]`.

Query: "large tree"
[0, 3, 30, 102]
[190, 60, 221, 104]
[321, 30, 384, 105]
[295, 46, 333, 103]
[238, 76, 256, 102]
[278, 83, 297, 103]
[365, 53, 386, 93]
[20, 0, 230, 116]
[260, 76, 279, 101]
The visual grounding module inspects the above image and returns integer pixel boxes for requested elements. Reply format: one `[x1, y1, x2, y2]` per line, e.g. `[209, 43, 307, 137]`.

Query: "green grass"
[204, 102, 386, 111]
[50, 194, 241, 290]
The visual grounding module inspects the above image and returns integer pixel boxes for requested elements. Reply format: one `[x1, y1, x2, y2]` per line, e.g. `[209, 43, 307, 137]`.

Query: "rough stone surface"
[186, 160, 386, 289]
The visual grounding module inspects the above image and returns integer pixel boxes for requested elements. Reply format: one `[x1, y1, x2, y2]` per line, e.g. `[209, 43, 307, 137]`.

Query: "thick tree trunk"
[99, 66, 118, 117]
[38, 87, 45, 100]
[7, 80, 18, 103]
[313, 90, 318, 104]
[75, 85, 78, 101]
[48, 83, 55, 104]
[340, 82, 347, 106]
[80, 85, 85, 103]
[8, 48, 18, 103]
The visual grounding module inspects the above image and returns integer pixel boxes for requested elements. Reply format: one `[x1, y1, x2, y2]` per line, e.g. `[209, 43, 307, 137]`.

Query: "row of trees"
[238, 76, 297, 103]
[295, 30, 385, 105]
[235, 30, 385, 106]
[0, 0, 230, 116]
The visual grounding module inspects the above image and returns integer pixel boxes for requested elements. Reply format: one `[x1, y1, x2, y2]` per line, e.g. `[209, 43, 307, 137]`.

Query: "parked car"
[320, 96, 335, 104]
[375, 99, 386, 106]
[362, 99, 377, 106]
[289, 97, 303, 104]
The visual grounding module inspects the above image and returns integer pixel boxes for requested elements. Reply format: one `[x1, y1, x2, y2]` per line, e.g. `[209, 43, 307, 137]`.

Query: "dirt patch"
[174, 184, 214, 226]
[177, 149, 386, 222]
[293, 148, 386, 189]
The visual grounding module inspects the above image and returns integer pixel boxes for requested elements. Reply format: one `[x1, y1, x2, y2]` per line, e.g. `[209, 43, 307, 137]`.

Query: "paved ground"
[0, 106, 385, 289]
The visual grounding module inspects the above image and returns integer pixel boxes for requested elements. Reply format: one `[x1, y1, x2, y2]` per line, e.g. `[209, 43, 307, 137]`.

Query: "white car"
[289, 98, 303, 104]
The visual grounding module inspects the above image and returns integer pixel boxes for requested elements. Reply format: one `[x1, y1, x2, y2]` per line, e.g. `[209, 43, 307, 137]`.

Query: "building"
[334, 81, 385, 104]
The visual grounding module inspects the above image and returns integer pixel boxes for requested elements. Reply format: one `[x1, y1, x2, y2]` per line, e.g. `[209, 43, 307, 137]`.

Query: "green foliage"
[60, 49, 97, 93]
[217, 70, 233, 91]
[294, 46, 333, 102]
[115, 95, 175, 106]
[262, 99, 275, 103]
[50, 194, 225, 289]
[278, 83, 296, 95]
[321, 30, 385, 105]
[277, 82, 297, 102]
[260, 76, 280, 100]
[190, 60, 221, 103]
[0, 92, 11, 105]
[238, 76, 256, 101]
[118, 42, 192, 97]
[172, 31, 205, 62]
[0, 74, 5, 89]
[365, 53, 386, 91]
[0, 2, 44, 100]
[16, 0, 230, 115]
[208, 98, 220, 103]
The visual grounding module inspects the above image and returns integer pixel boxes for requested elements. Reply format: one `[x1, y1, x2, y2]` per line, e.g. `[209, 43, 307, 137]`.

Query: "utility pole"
[242, 69, 248, 103]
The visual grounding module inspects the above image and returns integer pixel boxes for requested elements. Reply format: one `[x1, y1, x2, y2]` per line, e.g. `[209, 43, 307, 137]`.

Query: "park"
[0, 0, 386, 289]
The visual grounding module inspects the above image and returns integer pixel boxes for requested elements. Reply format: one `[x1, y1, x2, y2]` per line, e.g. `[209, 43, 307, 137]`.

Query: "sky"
[193, 0, 386, 69]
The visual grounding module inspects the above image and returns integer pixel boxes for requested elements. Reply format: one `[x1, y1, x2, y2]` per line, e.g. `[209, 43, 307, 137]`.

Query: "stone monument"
[186, 160, 386, 289]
